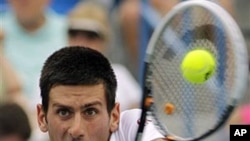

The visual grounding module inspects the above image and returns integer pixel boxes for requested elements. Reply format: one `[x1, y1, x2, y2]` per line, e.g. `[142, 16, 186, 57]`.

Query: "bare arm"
[0, 29, 23, 97]
[0, 54, 23, 95]
[0, 29, 28, 110]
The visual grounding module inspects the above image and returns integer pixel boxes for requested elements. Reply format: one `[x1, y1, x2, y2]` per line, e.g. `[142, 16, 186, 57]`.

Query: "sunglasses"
[68, 29, 104, 40]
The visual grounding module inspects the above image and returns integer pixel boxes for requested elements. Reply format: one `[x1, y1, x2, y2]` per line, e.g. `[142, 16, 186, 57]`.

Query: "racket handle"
[135, 133, 143, 141]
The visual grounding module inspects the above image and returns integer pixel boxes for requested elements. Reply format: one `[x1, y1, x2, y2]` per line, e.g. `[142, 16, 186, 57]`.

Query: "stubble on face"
[41, 84, 118, 141]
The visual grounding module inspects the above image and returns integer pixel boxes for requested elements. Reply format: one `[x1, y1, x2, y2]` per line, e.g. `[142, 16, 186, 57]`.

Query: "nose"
[68, 114, 85, 139]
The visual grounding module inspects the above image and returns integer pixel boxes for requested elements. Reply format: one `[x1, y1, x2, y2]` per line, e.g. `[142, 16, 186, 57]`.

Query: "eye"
[57, 108, 71, 118]
[86, 32, 99, 40]
[84, 108, 98, 117]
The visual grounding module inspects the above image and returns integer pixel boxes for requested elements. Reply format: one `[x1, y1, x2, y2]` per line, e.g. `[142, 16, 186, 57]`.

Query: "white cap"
[68, 1, 110, 40]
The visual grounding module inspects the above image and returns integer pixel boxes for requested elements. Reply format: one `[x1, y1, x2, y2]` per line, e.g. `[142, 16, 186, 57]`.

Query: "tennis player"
[37, 46, 166, 141]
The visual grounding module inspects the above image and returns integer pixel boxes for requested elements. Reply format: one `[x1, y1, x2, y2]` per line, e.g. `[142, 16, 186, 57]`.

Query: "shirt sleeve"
[118, 109, 164, 141]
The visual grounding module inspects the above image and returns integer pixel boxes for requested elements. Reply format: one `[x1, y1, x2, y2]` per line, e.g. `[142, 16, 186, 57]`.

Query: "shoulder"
[121, 108, 141, 118]
[110, 109, 141, 141]
[119, 109, 142, 136]
[111, 109, 164, 141]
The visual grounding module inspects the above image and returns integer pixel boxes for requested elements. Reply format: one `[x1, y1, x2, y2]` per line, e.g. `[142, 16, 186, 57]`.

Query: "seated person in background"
[1, 0, 67, 110]
[67, 0, 141, 111]
[117, 0, 235, 80]
[37, 46, 166, 141]
[0, 103, 32, 141]
[0, 54, 28, 108]
[0, 29, 28, 110]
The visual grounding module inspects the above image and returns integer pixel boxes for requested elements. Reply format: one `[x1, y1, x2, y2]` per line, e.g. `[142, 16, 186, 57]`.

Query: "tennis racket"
[135, 0, 249, 141]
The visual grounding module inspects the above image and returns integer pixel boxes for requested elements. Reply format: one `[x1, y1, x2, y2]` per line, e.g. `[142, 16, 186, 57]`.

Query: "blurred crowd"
[0, 0, 249, 141]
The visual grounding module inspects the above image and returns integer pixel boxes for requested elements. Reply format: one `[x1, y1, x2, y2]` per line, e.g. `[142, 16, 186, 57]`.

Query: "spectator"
[116, 0, 235, 81]
[0, 28, 28, 110]
[1, 0, 67, 109]
[37, 47, 166, 141]
[67, 0, 141, 111]
[1, 0, 67, 140]
[0, 103, 32, 141]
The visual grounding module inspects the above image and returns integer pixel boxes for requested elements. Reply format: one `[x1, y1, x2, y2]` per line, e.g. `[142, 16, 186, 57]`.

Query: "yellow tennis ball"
[181, 49, 216, 84]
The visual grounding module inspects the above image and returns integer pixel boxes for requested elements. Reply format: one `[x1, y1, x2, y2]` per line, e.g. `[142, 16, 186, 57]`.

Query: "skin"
[68, 32, 107, 54]
[0, 29, 28, 111]
[7, 0, 49, 32]
[118, 0, 234, 78]
[37, 84, 120, 141]
[0, 135, 24, 141]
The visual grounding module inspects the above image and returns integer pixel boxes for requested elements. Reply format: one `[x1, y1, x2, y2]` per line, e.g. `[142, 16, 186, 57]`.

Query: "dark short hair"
[39, 46, 117, 114]
[0, 103, 31, 140]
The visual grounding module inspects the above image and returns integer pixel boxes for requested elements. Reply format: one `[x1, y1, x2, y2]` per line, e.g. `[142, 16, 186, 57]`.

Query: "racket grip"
[135, 133, 143, 141]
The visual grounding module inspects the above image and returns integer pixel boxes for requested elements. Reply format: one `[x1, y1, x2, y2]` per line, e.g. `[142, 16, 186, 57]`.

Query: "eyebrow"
[52, 103, 72, 109]
[52, 101, 102, 109]
[82, 101, 102, 108]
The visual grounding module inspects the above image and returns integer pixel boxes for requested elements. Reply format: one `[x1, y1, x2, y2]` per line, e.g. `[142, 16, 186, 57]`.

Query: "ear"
[37, 104, 48, 132]
[109, 103, 120, 132]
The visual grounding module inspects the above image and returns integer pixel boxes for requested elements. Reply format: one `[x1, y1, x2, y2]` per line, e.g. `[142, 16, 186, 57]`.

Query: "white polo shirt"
[110, 109, 164, 141]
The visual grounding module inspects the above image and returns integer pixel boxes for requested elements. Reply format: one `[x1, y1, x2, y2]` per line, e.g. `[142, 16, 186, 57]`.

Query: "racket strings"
[147, 7, 237, 140]
[150, 42, 220, 138]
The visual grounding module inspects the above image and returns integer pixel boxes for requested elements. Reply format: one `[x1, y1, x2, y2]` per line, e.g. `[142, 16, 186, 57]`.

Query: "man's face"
[37, 84, 119, 141]
[68, 30, 107, 54]
[8, 0, 49, 22]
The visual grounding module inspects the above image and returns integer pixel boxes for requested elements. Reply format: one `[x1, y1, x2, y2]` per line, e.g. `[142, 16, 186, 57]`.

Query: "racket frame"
[136, 0, 248, 141]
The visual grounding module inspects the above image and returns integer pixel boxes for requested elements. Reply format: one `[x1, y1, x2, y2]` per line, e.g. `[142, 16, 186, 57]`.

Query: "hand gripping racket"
[135, 0, 249, 141]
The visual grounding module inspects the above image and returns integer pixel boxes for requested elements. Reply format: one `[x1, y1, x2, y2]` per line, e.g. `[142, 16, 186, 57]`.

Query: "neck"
[18, 14, 46, 33]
